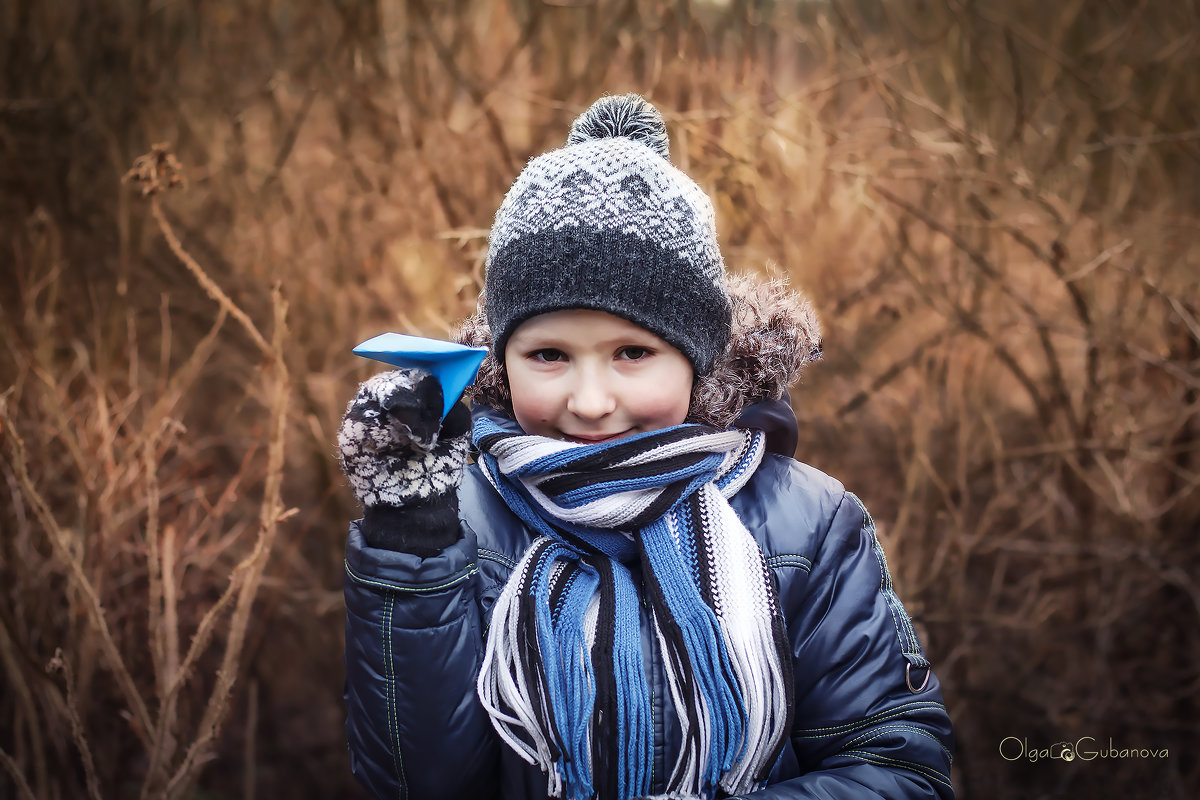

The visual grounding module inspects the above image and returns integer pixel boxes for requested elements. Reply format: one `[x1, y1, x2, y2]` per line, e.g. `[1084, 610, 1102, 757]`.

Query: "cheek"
[507, 367, 558, 433]
[511, 385, 550, 419]
[629, 370, 693, 426]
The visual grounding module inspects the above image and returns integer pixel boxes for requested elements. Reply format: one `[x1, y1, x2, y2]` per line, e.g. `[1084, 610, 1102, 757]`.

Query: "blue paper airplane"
[352, 333, 489, 420]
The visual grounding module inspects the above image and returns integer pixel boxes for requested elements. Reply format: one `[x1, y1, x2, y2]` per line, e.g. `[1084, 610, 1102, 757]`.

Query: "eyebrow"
[512, 330, 661, 350]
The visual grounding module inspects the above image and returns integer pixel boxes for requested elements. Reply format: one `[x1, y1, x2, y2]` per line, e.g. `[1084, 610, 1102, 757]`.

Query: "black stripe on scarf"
[474, 430, 510, 453]
[625, 476, 697, 530]
[536, 451, 710, 497]
[689, 493, 717, 607]
[548, 562, 579, 626]
[520, 539, 565, 764]
[590, 557, 619, 800]
[556, 425, 708, 473]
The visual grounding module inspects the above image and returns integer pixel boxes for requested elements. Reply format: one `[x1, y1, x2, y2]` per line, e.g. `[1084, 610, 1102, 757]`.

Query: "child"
[338, 94, 954, 800]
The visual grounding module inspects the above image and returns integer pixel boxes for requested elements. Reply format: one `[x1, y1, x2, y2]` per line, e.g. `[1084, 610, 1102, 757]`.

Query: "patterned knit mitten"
[337, 369, 470, 555]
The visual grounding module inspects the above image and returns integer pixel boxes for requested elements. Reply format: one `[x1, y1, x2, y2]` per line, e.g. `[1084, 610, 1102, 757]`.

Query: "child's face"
[504, 309, 694, 443]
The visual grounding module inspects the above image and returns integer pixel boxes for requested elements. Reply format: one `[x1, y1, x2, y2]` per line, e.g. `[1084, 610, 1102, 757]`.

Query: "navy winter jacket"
[343, 402, 955, 799]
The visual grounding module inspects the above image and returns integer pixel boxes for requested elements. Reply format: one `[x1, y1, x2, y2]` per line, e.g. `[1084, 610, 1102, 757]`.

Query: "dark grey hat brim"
[485, 227, 731, 375]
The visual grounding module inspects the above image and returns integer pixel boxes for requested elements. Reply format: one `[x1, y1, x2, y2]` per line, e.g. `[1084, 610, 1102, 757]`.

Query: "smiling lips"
[563, 430, 630, 444]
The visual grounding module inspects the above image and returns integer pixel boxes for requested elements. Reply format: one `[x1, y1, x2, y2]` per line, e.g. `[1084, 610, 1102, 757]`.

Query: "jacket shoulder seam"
[807, 487, 849, 572]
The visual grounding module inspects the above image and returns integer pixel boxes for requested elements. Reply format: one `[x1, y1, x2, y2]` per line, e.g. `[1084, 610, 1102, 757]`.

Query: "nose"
[566, 368, 616, 420]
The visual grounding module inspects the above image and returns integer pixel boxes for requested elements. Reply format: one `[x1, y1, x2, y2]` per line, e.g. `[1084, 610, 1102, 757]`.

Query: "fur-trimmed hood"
[455, 273, 822, 429]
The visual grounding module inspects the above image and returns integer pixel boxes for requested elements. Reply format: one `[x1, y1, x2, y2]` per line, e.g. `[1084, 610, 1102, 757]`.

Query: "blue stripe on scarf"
[641, 519, 747, 783]
[553, 452, 726, 508]
[550, 560, 600, 795]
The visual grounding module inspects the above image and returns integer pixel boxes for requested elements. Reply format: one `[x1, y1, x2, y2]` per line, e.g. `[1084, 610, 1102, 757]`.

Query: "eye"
[617, 346, 650, 361]
[530, 348, 566, 363]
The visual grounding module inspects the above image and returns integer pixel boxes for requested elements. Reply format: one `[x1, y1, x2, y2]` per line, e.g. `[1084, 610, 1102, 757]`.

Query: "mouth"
[562, 430, 631, 445]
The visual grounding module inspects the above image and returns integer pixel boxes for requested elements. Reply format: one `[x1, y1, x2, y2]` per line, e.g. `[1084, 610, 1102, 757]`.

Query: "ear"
[454, 309, 514, 413]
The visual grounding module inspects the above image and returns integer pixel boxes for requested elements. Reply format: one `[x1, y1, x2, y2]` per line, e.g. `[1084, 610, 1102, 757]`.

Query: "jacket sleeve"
[343, 517, 500, 800]
[744, 491, 955, 800]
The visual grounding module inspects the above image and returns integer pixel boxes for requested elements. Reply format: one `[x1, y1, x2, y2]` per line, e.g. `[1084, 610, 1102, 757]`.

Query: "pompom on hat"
[484, 94, 732, 376]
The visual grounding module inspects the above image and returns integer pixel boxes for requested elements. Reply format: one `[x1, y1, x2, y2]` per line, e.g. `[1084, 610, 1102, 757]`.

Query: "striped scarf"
[473, 419, 793, 800]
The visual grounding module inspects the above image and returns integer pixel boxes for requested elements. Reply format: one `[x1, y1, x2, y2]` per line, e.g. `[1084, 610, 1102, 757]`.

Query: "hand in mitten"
[338, 369, 471, 555]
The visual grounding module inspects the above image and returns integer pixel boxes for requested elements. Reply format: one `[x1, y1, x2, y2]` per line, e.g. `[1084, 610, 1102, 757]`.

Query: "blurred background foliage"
[2, 0, 1198, 797]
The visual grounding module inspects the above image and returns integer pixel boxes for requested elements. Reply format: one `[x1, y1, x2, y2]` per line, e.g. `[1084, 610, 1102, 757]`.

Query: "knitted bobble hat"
[484, 94, 732, 376]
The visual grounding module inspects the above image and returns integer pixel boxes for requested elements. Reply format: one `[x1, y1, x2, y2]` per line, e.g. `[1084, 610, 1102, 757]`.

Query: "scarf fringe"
[475, 421, 791, 800]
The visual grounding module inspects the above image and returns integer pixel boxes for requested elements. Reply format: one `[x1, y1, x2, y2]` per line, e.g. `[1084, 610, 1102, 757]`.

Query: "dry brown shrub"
[1, 1, 1197, 798]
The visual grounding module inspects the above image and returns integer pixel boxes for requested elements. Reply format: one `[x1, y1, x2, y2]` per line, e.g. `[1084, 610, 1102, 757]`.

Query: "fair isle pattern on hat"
[484, 94, 732, 376]
[486, 137, 724, 286]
